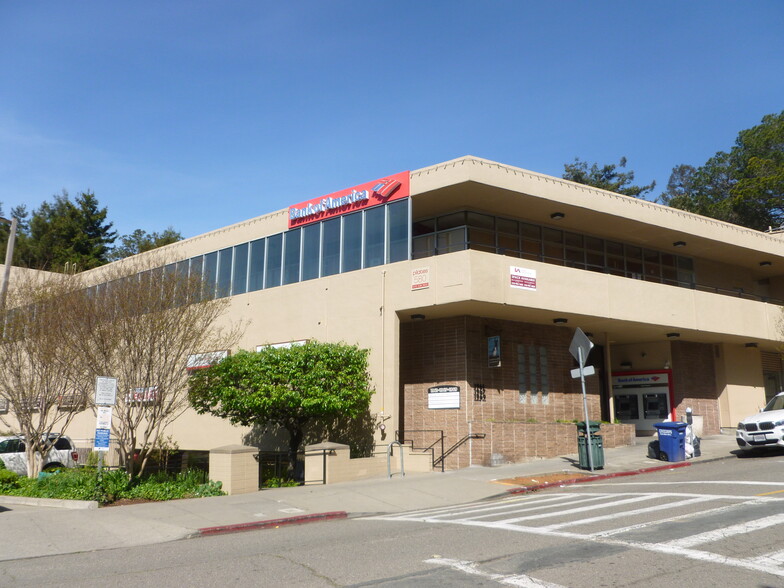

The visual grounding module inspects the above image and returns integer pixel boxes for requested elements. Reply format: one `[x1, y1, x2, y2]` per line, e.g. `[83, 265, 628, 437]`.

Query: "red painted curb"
[506, 461, 691, 495]
[197, 511, 348, 536]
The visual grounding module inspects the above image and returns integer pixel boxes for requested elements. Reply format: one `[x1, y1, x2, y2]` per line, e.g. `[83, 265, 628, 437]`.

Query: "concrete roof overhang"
[409, 157, 784, 281]
[397, 300, 774, 351]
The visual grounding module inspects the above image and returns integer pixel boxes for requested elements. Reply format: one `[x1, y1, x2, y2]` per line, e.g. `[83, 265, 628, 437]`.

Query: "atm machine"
[611, 371, 674, 434]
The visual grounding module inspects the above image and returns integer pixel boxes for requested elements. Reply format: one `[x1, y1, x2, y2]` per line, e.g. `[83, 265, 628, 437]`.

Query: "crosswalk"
[366, 490, 784, 578]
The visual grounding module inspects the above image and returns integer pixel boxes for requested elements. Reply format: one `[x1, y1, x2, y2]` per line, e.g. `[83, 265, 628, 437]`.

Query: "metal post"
[387, 441, 405, 479]
[579, 347, 595, 472]
[0, 217, 17, 309]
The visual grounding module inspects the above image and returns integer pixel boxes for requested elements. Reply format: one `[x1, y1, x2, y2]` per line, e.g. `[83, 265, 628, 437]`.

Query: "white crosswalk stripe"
[366, 490, 784, 577]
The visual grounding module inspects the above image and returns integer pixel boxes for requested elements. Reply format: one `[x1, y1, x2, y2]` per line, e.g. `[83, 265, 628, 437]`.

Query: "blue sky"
[1, 1, 782, 241]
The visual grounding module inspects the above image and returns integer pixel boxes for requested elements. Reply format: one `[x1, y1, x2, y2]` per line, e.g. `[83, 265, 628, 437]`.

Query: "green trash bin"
[577, 421, 604, 470]
[576, 421, 602, 435]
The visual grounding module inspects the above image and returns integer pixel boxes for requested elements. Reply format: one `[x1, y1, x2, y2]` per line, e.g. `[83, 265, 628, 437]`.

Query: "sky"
[1, 1, 783, 241]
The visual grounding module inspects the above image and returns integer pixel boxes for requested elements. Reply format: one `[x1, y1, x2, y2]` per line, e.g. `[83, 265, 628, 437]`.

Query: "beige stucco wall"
[717, 344, 766, 428]
[7, 156, 784, 458]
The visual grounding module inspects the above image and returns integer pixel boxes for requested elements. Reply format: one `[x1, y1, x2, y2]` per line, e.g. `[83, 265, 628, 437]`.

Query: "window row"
[171, 200, 409, 299]
[413, 211, 696, 287]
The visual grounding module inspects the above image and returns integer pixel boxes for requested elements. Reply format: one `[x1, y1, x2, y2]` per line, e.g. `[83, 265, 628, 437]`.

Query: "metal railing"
[396, 430, 445, 472]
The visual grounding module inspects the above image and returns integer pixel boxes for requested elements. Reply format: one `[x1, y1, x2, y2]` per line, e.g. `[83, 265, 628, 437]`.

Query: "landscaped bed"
[0, 462, 224, 505]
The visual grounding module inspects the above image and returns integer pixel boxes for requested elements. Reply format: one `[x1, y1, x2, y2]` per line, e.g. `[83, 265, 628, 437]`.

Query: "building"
[7, 155, 784, 469]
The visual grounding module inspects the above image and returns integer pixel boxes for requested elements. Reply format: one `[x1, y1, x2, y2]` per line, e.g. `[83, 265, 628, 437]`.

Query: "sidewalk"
[0, 433, 739, 562]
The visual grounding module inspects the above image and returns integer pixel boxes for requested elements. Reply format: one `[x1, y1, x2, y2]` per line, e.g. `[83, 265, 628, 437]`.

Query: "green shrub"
[0, 468, 20, 489]
[0, 457, 6, 470]
[262, 476, 299, 488]
[0, 467, 224, 503]
[98, 469, 131, 503]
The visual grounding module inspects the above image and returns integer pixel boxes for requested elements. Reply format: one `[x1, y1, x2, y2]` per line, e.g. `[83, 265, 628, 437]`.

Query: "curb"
[197, 511, 348, 536]
[0, 495, 99, 510]
[505, 461, 694, 495]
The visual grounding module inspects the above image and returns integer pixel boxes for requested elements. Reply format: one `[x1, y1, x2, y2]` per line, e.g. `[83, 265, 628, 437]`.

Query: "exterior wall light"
[550, 212, 565, 220]
[620, 361, 632, 368]
[553, 317, 568, 324]
[666, 332, 680, 339]
[760, 261, 772, 267]
[673, 241, 686, 247]
[745, 342, 759, 348]
[410, 314, 426, 321]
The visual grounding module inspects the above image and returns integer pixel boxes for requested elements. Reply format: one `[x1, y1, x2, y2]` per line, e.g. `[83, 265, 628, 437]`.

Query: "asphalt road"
[2, 454, 784, 587]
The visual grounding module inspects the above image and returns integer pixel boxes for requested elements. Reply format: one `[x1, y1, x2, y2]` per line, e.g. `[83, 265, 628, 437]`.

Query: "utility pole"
[0, 216, 18, 309]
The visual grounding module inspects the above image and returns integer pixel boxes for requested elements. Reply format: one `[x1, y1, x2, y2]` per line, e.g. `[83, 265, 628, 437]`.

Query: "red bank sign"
[288, 171, 410, 228]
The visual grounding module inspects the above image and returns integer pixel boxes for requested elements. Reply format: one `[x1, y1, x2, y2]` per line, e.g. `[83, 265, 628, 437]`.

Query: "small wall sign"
[428, 385, 460, 409]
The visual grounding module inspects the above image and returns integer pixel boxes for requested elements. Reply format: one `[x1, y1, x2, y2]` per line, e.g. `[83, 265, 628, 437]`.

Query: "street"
[2, 454, 784, 587]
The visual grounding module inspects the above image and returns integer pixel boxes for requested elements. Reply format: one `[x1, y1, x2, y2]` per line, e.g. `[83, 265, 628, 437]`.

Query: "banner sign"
[288, 171, 410, 228]
[488, 336, 501, 368]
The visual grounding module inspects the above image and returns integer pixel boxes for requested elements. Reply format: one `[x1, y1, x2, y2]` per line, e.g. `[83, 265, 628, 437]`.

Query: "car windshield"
[763, 394, 784, 412]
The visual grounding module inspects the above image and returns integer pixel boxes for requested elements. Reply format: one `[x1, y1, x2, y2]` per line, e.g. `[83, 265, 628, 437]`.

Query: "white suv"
[0, 434, 80, 476]
[736, 392, 784, 453]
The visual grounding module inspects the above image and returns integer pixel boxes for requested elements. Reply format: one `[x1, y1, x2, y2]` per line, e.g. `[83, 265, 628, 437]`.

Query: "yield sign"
[569, 328, 594, 369]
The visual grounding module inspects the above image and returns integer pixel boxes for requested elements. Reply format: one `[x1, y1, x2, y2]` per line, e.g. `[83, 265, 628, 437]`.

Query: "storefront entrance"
[611, 371, 674, 434]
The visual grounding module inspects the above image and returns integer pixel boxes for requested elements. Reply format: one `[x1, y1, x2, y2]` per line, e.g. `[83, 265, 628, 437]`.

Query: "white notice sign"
[95, 376, 117, 406]
[96, 405, 113, 430]
[428, 385, 460, 409]
[510, 266, 537, 291]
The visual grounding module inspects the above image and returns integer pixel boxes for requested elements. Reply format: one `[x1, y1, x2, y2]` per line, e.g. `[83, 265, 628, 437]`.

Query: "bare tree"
[66, 255, 242, 476]
[0, 272, 93, 477]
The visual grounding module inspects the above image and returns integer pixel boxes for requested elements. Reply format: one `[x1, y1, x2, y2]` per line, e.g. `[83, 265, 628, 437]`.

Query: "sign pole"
[579, 347, 594, 472]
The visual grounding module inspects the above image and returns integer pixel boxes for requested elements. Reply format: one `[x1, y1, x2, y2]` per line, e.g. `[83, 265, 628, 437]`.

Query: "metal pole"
[579, 347, 595, 472]
[0, 217, 17, 309]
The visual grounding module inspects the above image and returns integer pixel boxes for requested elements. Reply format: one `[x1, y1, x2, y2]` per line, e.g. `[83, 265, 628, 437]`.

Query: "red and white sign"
[411, 267, 430, 290]
[288, 171, 410, 228]
[186, 350, 228, 371]
[510, 266, 537, 291]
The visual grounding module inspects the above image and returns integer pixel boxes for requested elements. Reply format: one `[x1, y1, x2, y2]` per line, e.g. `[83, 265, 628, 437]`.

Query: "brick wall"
[671, 341, 721, 435]
[400, 316, 623, 470]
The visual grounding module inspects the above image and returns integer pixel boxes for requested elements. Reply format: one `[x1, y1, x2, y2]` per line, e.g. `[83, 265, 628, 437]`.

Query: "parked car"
[736, 392, 784, 453]
[0, 433, 80, 476]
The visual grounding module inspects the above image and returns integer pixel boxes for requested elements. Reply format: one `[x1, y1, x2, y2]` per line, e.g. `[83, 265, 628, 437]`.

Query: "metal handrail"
[386, 441, 405, 479]
[397, 429, 445, 472]
[434, 433, 486, 468]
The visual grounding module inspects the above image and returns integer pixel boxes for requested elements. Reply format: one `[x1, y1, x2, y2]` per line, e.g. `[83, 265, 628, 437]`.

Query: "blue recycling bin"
[653, 422, 688, 462]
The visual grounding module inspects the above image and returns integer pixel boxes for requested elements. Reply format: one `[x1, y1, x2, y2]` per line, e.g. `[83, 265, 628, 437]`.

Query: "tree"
[25, 190, 117, 271]
[109, 227, 183, 261]
[64, 255, 242, 476]
[563, 157, 656, 198]
[0, 273, 93, 477]
[188, 342, 374, 475]
[660, 111, 784, 231]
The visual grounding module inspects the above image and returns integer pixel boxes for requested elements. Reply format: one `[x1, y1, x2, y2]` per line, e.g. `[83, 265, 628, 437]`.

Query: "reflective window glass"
[283, 229, 301, 285]
[232, 243, 248, 295]
[203, 252, 218, 298]
[342, 212, 362, 272]
[321, 218, 341, 276]
[364, 206, 385, 268]
[265, 234, 283, 289]
[217, 247, 233, 298]
[302, 224, 321, 281]
[248, 239, 265, 292]
[387, 200, 409, 263]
